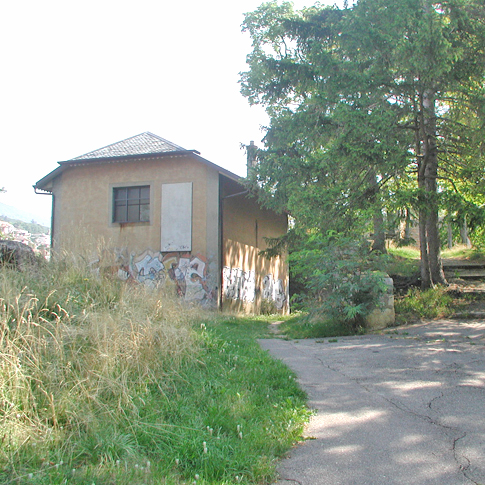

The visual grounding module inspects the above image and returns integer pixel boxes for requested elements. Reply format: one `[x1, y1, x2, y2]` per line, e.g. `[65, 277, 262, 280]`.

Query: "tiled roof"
[71, 132, 187, 160]
[34, 132, 241, 192]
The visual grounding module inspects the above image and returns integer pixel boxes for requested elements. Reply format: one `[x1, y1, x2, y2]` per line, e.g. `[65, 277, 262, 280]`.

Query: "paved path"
[259, 320, 485, 485]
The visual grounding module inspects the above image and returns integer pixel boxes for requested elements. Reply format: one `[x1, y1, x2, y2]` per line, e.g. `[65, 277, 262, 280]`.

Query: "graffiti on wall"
[222, 267, 256, 303]
[117, 249, 215, 304]
[262, 274, 286, 310]
[223, 266, 286, 310]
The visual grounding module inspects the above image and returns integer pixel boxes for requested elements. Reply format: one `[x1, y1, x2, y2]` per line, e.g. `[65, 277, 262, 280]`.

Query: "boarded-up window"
[161, 182, 192, 251]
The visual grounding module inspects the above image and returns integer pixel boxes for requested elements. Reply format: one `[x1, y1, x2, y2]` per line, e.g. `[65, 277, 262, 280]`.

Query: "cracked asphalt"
[259, 320, 485, 485]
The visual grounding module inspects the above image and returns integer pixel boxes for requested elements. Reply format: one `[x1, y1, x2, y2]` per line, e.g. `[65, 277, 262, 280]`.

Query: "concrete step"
[442, 259, 485, 269]
[443, 259, 485, 279]
[445, 270, 485, 279]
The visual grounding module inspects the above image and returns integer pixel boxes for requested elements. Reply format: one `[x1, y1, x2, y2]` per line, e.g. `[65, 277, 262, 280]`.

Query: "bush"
[394, 286, 454, 321]
[290, 232, 389, 331]
[280, 313, 361, 339]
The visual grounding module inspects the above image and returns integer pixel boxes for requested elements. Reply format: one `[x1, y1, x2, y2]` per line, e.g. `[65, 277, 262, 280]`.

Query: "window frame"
[111, 184, 151, 224]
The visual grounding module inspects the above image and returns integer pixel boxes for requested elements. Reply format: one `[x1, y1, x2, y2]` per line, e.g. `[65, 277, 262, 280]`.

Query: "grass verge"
[441, 245, 485, 261]
[277, 313, 360, 340]
[1, 258, 310, 485]
[394, 286, 454, 323]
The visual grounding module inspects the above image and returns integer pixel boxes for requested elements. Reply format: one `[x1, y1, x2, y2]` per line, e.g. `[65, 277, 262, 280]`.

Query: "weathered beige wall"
[222, 238, 288, 313]
[220, 176, 289, 313]
[221, 177, 287, 251]
[48, 157, 287, 312]
[205, 169, 220, 263]
[51, 155, 216, 258]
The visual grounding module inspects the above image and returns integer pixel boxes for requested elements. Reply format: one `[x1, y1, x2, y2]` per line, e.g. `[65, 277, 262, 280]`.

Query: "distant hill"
[0, 215, 49, 235]
[0, 201, 50, 227]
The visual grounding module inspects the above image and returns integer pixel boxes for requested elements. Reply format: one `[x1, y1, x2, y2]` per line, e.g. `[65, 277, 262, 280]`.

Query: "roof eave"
[34, 165, 64, 192]
[34, 150, 243, 192]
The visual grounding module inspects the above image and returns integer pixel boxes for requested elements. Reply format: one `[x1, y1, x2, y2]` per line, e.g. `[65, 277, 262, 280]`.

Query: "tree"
[241, 0, 485, 288]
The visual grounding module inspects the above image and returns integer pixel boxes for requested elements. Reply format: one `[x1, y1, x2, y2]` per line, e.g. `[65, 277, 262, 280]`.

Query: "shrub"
[290, 232, 389, 331]
[394, 286, 454, 321]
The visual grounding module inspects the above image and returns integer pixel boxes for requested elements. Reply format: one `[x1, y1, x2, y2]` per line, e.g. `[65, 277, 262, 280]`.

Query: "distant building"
[0, 221, 14, 236]
[34, 132, 288, 313]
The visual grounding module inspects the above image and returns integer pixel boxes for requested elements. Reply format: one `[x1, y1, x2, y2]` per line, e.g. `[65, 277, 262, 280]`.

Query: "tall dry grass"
[0, 252, 201, 477]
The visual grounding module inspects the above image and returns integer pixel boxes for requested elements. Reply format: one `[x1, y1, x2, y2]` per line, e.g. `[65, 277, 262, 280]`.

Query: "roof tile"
[71, 132, 187, 160]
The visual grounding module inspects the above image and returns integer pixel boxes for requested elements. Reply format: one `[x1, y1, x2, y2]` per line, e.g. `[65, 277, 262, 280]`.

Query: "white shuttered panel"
[161, 182, 192, 252]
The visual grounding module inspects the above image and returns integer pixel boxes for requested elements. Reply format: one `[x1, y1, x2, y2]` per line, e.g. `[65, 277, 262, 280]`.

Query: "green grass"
[441, 245, 485, 261]
[385, 246, 420, 277]
[0, 258, 311, 485]
[277, 313, 362, 340]
[387, 245, 420, 260]
[389, 244, 485, 262]
[394, 286, 455, 323]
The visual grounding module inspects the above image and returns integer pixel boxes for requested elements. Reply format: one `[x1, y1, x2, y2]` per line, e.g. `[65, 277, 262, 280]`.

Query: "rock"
[0, 240, 37, 270]
[364, 275, 395, 330]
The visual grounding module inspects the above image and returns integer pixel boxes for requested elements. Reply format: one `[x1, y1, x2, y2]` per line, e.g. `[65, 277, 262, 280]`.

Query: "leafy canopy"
[241, 0, 485, 286]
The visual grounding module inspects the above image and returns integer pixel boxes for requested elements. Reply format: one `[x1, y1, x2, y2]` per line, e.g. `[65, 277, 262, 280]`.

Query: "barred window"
[113, 186, 150, 223]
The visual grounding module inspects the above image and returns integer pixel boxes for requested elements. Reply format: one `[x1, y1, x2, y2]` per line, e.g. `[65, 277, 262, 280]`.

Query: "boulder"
[0, 240, 37, 270]
[364, 275, 395, 330]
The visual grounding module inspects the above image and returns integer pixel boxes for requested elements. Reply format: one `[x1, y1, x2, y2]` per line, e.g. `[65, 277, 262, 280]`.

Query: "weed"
[394, 286, 454, 322]
[278, 313, 359, 339]
[0, 256, 310, 484]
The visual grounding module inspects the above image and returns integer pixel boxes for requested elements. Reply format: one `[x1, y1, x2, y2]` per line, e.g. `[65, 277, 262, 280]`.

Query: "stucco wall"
[49, 155, 220, 307]
[48, 157, 287, 312]
[220, 176, 289, 313]
[222, 238, 288, 313]
[51, 155, 215, 257]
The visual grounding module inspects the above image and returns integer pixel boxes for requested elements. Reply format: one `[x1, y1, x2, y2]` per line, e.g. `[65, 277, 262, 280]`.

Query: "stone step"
[444, 269, 485, 279]
[442, 259, 485, 269]
[442, 259, 485, 279]
[447, 285, 485, 295]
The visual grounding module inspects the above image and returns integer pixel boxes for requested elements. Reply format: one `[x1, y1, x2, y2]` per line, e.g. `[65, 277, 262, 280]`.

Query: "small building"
[0, 220, 15, 236]
[34, 132, 288, 313]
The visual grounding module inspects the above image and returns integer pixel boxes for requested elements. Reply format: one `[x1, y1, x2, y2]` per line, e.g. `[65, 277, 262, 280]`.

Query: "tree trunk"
[418, 152, 432, 288]
[421, 88, 447, 287]
[460, 216, 472, 248]
[368, 169, 387, 253]
[404, 209, 412, 240]
[372, 209, 387, 253]
[419, 204, 432, 288]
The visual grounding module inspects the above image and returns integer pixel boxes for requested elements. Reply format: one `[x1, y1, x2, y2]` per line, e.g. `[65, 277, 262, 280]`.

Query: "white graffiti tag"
[222, 266, 256, 302]
[262, 274, 286, 310]
[223, 267, 286, 309]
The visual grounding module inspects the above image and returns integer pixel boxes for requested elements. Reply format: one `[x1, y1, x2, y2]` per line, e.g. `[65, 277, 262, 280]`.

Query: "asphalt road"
[259, 320, 485, 485]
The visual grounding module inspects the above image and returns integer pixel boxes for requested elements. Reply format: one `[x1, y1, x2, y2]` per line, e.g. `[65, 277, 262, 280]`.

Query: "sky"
[1, 0, 341, 225]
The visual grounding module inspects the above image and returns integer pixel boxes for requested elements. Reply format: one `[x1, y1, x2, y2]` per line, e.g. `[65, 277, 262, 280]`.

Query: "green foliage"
[241, 0, 485, 287]
[0, 215, 49, 235]
[279, 313, 361, 339]
[0, 259, 310, 484]
[290, 232, 389, 330]
[394, 287, 454, 322]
